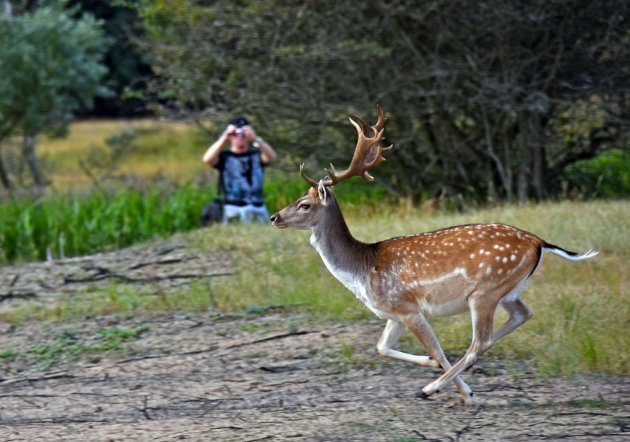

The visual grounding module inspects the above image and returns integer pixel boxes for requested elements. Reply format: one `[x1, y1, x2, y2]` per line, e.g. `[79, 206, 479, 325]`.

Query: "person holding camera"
[202, 117, 277, 224]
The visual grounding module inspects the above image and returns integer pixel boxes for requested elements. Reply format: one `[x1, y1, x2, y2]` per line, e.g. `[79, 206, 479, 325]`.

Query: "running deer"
[270, 106, 598, 404]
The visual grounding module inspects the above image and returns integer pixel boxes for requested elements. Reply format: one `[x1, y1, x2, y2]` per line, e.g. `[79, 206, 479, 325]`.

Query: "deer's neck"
[309, 199, 392, 318]
[309, 201, 373, 279]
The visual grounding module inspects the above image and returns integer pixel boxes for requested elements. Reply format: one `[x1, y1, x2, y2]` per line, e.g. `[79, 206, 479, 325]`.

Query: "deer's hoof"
[416, 389, 437, 400]
[416, 390, 430, 400]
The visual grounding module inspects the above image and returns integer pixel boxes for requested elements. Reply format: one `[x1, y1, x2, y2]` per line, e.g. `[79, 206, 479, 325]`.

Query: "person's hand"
[243, 125, 258, 142]
[223, 124, 237, 138]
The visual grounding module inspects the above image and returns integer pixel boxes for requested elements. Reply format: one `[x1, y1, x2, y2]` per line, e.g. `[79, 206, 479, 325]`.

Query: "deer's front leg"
[400, 314, 474, 405]
[377, 319, 440, 368]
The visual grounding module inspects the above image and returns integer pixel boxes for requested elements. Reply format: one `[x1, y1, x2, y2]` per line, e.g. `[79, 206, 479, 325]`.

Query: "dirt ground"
[1, 242, 629, 441]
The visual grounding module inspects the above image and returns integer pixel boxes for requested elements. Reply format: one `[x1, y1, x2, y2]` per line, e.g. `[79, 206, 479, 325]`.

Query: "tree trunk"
[532, 143, 545, 200]
[530, 114, 546, 200]
[23, 134, 45, 187]
[517, 128, 531, 204]
[0, 150, 12, 190]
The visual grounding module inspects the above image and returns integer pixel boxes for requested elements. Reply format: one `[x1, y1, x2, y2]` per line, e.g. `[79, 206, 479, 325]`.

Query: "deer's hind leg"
[399, 314, 474, 405]
[420, 297, 498, 400]
[493, 298, 533, 343]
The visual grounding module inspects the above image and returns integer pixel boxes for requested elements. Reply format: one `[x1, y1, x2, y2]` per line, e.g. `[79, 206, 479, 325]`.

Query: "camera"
[230, 127, 245, 137]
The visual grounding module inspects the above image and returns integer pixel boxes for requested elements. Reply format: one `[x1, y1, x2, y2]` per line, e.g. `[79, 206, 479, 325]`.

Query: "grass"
[39, 119, 206, 187]
[0, 325, 148, 373]
[1, 118, 211, 264]
[3, 199, 629, 375]
[0, 183, 210, 264]
[2, 120, 629, 376]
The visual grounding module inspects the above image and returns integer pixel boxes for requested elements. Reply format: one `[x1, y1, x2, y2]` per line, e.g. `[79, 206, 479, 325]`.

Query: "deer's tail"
[542, 243, 599, 261]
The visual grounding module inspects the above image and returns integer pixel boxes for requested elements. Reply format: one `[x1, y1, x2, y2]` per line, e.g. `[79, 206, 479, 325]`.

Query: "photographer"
[202, 117, 277, 223]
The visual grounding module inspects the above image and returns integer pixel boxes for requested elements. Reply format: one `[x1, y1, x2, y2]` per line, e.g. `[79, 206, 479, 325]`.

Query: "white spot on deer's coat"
[486, 266, 493, 275]
[511, 254, 517, 261]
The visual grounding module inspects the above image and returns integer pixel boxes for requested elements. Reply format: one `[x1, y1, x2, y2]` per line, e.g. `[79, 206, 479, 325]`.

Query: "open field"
[2, 200, 629, 374]
[2, 131, 630, 440]
[1, 199, 629, 439]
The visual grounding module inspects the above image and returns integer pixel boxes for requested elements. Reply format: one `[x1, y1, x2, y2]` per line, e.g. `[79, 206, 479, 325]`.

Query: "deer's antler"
[300, 105, 393, 188]
[299, 163, 319, 188]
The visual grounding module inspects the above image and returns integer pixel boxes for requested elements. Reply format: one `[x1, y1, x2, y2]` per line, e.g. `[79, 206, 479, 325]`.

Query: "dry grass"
[4, 199, 627, 374]
[192, 199, 630, 375]
[39, 119, 206, 187]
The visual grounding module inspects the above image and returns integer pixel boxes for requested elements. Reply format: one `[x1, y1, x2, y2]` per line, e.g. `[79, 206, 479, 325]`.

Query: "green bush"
[0, 183, 208, 264]
[564, 149, 630, 198]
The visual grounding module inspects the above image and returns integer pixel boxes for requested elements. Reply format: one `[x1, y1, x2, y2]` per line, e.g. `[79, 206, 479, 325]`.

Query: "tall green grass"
[0, 183, 209, 264]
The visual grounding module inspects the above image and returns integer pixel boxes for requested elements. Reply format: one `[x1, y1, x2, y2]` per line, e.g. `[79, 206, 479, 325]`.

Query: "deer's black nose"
[270, 214, 278, 223]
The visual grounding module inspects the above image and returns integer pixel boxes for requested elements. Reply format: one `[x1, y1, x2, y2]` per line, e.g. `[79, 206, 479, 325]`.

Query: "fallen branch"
[226, 330, 317, 349]
[129, 257, 191, 270]
[64, 270, 233, 285]
[116, 346, 219, 364]
[0, 291, 36, 302]
[0, 373, 75, 386]
[116, 330, 317, 365]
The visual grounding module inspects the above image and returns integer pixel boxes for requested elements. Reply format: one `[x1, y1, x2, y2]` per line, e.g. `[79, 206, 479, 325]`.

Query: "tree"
[138, 0, 630, 203]
[67, 0, 154, 116]
[0, 2, 109, 188]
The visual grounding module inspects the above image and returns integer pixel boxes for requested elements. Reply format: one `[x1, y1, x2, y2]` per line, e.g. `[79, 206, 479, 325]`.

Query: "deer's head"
[270, 106, 392, 230]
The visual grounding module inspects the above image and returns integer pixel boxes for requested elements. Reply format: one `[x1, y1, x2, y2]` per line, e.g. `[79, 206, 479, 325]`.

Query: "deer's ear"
[318, 180, 329, 206]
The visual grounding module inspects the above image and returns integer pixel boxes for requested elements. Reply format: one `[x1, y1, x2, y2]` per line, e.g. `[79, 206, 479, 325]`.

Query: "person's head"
[228, 116, 251, 153]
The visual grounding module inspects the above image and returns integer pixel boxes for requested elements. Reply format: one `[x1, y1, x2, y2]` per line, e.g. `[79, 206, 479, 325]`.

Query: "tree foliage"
[139, 0, 630, 202]
[67, 0, 154, 116]
[0, 2, 109, 188]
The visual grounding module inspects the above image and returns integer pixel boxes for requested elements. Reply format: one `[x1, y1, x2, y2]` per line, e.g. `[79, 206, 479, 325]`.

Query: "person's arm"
[255, 136, 277, 164]
[245, 126, 277, 164]
[202, 125, 233, 166]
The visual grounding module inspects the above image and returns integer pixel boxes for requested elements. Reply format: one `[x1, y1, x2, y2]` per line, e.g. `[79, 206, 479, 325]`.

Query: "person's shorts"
[222, 204, 269, 224]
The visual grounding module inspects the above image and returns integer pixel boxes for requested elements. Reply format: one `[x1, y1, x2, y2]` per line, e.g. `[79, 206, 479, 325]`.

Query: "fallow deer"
[270, 106, 598, 404]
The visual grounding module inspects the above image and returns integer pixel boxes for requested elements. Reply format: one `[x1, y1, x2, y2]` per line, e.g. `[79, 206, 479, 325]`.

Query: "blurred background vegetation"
[0, 0, 629, 264]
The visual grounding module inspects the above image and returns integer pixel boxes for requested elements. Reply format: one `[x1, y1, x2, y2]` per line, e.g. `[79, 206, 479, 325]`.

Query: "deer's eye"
[298, 203, 311, 211]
